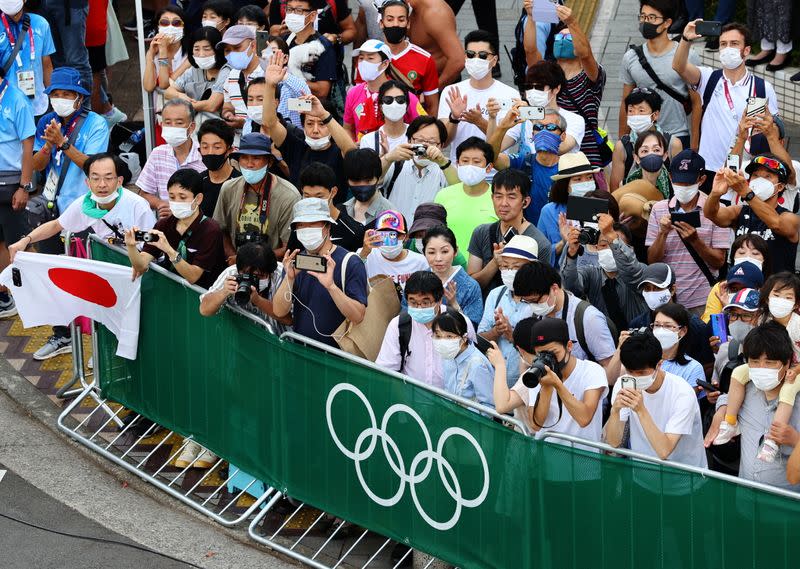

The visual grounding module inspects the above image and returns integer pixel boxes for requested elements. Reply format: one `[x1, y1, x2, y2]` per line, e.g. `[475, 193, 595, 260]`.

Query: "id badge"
[17, 70, 34, 97]
[43, 168, 58, 201]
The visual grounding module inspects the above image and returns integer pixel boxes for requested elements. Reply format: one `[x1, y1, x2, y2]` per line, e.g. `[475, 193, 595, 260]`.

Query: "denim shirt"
[442, 343, 495, 409]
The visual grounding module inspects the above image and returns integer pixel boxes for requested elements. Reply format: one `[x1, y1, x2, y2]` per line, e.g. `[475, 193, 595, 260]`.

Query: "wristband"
[439, 160, 451, 170]
[448, 113, 461, 124]
[681, 35, 691, 42]
[321, 114, 334, 125]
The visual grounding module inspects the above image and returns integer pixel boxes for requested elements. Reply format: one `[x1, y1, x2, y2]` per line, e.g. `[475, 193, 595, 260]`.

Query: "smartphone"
[295, 253, 327, 273]
[502, 226, 517, 243]
[619, 375, 638, 390]
[710, 313, 728, 344]
[497, 99, 515, 112]
[287, 98, 312, 112]
[670, 210, 701, 228]
[746, 97, 767, 118]
[11, 267, 21, 287]
[377, 230, 398, 247]
[518, 106, 545, 121]
[726, 154, 740, 173]
[256, 30, 270, 56]
[696, 379, 720, 393]
[695, 20, 722, 37]
[475, 335, 492, 355]
[566, 196, 609, 223]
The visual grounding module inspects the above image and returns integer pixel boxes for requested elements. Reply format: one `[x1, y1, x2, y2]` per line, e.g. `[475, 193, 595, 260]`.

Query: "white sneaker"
[174, 440, 200, 468]
[194, 447, 218, 469]
[713, 420, 741, 445]
[757, 439, 780, 463]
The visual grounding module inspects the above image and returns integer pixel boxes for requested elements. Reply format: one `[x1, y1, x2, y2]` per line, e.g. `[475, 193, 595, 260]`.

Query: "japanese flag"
[0, 252, 141, 359]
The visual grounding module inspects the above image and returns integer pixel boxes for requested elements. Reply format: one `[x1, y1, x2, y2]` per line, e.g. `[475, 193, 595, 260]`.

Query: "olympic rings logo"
[325, 383, 490, 531]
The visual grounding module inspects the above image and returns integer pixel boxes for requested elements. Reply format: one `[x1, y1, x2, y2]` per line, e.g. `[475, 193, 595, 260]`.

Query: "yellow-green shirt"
[434, 182, 497, 259]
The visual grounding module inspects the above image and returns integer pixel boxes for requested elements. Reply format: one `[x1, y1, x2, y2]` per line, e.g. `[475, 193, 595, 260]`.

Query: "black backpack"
[507, 9, 561, 88]
[398, 311, 412, 372]
[701, 70, 766, 122]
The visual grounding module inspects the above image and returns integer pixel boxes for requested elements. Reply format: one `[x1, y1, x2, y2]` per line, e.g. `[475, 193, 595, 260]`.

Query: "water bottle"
[119, 128, 144, 153]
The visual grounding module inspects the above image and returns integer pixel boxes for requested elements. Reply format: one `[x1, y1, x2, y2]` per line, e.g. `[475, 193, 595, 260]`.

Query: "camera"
[521, 351, 559, 389]
[411, 144, 427, 157]
[233, 272, 259, 307]
[628, 327, 650, 335]
[578, 227, 600, 246]
[133, 230, 159, 243]
[235, 230, 263, 248]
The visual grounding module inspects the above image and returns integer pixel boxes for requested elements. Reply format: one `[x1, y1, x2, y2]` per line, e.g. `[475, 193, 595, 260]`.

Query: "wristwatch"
[448, 113, 461, 124]
[58, 140, 71, 152]
[743, 190, 756, 202]
[438, 160, 452, 170]
[171, 251, 183, 264]
[19, 182, 33, 193]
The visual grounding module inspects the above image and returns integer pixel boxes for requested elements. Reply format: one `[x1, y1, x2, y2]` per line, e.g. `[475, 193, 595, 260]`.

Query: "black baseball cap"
[530, 318, 570, 347]
[669, 149, 705, 184]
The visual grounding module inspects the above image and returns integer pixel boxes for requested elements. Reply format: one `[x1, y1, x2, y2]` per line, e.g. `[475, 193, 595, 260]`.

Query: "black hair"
[432, 306, 469, 337]
[299, 161, 337, 191]
[378, 79, 411, 104]
[455, 136, 495, 164]
[343, 148, 383, 182]
[633, 130, 668, 156]
[613, 222, 633, 245]
[187, 26, 226, 69]
[512, 317, 537, 353]
[757, 272, 800, 324]
[721, 22, 752, 47]
[406, 115, 447, 145]
[154, 5, 190, 55]
[620, 331, 663, 371]
[244, 76, 266, 101]
[379, 0, 411, 17]
[234, 4, 269, 28]
[267, 34, 290, 56]
[751, 152, 790, 185]
[638, 0, 675, 21]
[524, 60, 565, 91]
[197, 118, 235, 147]
[513, 262, 561, 297]
[730, 233, 771, 278]
[743, 321, 794, 364]
[83, 152, 124, 178]
[422, 225, 457, 252]
[548, 178, 569, 205]
[624, 88, 663, 113]
[300, 99, 339, 125]
[202, 0, 235, 23]
[236, 241, 278, 275]
[492, 168, 531, 198]
[167, 168, 203, 196]
[652, 302, 690, 365]
[463, 29, 499, 56]
[404, 270, 444, 301]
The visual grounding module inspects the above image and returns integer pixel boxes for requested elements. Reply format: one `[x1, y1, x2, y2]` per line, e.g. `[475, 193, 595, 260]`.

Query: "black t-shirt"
[286, 205, 365, 253]
[278, 124, 348, 204]
[736, 204, 797, 273]
[200, 169, 241, 218]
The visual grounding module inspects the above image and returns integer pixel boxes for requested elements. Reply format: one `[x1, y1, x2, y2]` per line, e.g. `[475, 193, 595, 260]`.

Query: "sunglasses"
[752, 155, 787, 175]
[159, 18, 184, 27]
[381, 95, 407, 105]
[465, 50, 495, 60]
[531, 123, 562, 133]
[631, 87, 653, 95]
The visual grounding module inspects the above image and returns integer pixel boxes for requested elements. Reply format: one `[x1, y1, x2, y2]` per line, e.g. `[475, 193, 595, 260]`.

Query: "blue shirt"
[507, 142, 558, 226]
[292, 246, 369, 348]
[401, 267, 484, 327]
[537, 201, 565, 265]
[277, 73, 311, 128]
[478, 285, 535, 388]
[442, 342, 495, 409]
[0, 13, 55, 116]
[0, 82, 35, 171]
[34, 110, 109, 212]
[660, 356, 705, 391]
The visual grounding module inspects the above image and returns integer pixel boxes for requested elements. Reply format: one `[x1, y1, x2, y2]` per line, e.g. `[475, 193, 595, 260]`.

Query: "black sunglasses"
[531, 123, 562, 133]
[381, 94, 407, 105]
[465, 49, 495, 60]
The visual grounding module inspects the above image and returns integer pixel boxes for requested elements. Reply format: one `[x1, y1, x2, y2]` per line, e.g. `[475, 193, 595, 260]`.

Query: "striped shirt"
[222, 66, 265, 119]
[645, 193, 732, 310]
[135, 140, 205, 201]
[556, 66, 606, 167]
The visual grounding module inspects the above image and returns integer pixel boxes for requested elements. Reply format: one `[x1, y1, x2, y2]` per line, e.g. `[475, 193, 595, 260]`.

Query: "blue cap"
[669, 149, 705, 184]
[44, 67, 90, 96]
[231, 133, 272, 158]
[724, 288, 760, 312]
[726, 261, 764, 289]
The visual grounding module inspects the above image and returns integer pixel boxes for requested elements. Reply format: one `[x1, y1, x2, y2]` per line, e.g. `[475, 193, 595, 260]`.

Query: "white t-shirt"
[438, 78, 520, 162]
[58, 189, 156, 239]
[612, 370, 707, 468]
[359, 126, 408, 154]
[505, 107, 586, 154]
[364, 248, 429, 289]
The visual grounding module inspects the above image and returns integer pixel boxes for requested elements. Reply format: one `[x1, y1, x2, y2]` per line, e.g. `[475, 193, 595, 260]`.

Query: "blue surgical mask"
[533, 130, 561, 154]
[226, 48, 253, 70]
[553, 34, 575, 59]
[407, 306, 436, 324]
[241, 165, 268, 185]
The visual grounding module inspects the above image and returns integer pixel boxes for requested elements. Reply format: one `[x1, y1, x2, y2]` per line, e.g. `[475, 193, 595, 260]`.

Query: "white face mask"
[500, 268, 518, 291]
[432, 337, 463, 360]
[749, 366, 782, 391]
[768, 296, 795, 319]
[652, 326, 679, 349]
[90, 190, 119, 205]
[296, 227, 325, 251]
[464, 58, 491, 80]
[749, 177, 776, 201]
[201, 18, 219, 28]
[570, 180, 595, 197]
[0, 0, 23, 16]
[50, 97, 78, 118]
[528, 295, 554, 317]
[358, 60, 385, 82]
[380, 242, 404, 259]
[457, 164, 487, 187]
[159, 26, 184, 42]
[246, 104, 263, 124]
[734, 255, 763, 271]
[413, 237, 424, 253]
[728, 320, 753, 343]
[258, 277, 270, 291]
[525, 88, 549, 107]
[381, 101, 406, 122]
[597, 248, 617, 272]
[285, 13, 308, 34]
[673, 183, 700, 204]
[194, 55, 216, 69]
[626, 114, 653, 133]
[305, 135, 331, 151]
[628, 368, 657, 391]
[643, 289, 671, 311]
[169, 199, 196, 219]
[161, 126, 190, 147]
[719, 47, 744, 70]
[413, 157, 433, 168]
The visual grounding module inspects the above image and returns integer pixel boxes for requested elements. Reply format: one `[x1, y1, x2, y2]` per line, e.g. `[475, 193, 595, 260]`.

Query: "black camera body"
[233, 272, 259, 307]
[133, 230, 159, 243]
[521, 351, 560, 389]
[411, 144, 427, 157]
[578, 227, 600, 246]
[235, 231, 263, 248]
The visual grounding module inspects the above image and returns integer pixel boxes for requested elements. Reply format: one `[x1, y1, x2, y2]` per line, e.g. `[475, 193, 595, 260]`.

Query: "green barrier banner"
[91, 241, 800, 569]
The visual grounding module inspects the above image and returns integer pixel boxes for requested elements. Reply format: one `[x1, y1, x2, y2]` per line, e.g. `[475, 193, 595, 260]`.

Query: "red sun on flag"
[47, 268, 118, 308]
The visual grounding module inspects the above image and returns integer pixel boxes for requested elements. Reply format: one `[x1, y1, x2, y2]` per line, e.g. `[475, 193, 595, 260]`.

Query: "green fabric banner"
[91, 241, 800, 569]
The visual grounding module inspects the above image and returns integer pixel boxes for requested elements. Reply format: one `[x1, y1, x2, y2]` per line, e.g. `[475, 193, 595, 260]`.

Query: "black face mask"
[639, 21, 661, 40]
[383, 26, 407, 44]
[202, 152, 229, 171]
[350, 184, 378, 202]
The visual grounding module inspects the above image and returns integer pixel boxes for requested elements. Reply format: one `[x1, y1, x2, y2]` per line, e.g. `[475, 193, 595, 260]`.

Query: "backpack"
[717, 338, 743, 395]
[507, 10, 560, 88]
[398, 311, 412, 371]
[574, 298, 619, 363]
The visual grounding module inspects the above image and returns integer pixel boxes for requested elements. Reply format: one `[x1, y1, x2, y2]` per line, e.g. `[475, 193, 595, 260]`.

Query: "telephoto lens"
[521, 351, 559, 388]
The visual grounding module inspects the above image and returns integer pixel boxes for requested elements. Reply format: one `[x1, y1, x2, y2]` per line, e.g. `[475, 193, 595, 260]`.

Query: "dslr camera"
[133, 230, 159, 243]
[233, 272, 259, 307]
[411, 144, 427, 157]
[521, 351, 560, 389]
[235, 230, 263, 248]
[578, 227, 600, 246]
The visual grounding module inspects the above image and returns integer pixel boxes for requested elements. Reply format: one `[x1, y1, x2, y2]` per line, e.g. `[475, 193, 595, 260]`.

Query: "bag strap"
[2, 15, 29, 78]
[622, 135, 634, 178]
[494, 286, 507, 309]
[339, 250, 356, 292]
[398, 310, 412, 371]
[383, 162, 404, 202]
[600, 278, 628, 333]
[573, 298, 597, 362]
[727, 338, 740, 363]
[54, 111, 89, 201]
[669, 205, 716, 286]
[702, 69, 724, 110]
[631, 44, 690, 107]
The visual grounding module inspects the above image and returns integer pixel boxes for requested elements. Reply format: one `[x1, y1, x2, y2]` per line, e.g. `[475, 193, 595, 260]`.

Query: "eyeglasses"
[752, 155, 787, 176]
[531, 123, 562, 133]
[285, 7, 314, 15]
[381, 94, 407, 105]
[726, 311, 754, 322]
[638, 13, 664, 24]
[650, 323, 681, 332]
[465, 50, 495, 60]
[159, 18, 184, 27]
[409, 137, 439, 146]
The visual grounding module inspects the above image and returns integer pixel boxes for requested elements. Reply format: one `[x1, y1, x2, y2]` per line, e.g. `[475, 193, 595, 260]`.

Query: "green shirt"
[434, 182, 498, 259]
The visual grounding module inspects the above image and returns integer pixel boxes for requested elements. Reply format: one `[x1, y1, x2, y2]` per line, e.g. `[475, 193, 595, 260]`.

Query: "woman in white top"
[359, 80, 411, 157]
[165, 26, 226, 121]
[143, 6, 190, 94]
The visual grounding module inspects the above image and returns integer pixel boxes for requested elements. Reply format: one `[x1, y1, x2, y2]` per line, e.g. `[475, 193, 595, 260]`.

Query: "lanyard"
[721, 74, 755, 119]
[0, 80, 8, 105]
[54, 111, 82, 166]
[1, 14, 34, 65]
[238, 175, 273, 227]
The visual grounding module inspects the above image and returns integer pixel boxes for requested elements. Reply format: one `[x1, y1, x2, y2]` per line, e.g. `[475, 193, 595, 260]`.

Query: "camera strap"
[668, 205, 716, 286]
[531, 389, 563, 430]
[239, 175, 273, 230]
